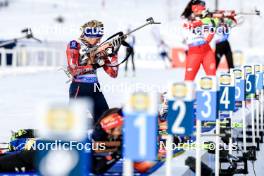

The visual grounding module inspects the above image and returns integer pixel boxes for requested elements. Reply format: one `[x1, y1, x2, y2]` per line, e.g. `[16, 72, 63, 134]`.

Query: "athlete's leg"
[184, 52, 202, 81]
[124, 59, 129, 72]
[125, 48, 130, 73]
[224, 41, 234, 69]
[131, 49, 135, 72]
[70, 82, 109, 124]
[93, 83, 109, 123]
[203, 48, 216, 76]
[215, 42, 224, 69]
[69, 82, 80, 99]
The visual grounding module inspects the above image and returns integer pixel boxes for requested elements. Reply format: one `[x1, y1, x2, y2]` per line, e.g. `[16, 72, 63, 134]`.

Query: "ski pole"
[251, 95, 256, 147]
[196, 119, 202, 176]
[261, 89, 264, 132]
[242, 100, 247, 152]
[229, 112, 233, 155]
[215, 117, 220, 176]
[166, 134, 173, 176]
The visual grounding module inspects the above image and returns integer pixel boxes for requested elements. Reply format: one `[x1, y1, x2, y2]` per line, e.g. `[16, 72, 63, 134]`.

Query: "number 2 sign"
[167, 82, 195, 135]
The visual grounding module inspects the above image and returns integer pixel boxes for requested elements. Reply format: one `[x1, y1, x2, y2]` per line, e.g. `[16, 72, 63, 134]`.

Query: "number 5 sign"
[167, 82, 195, 135]
[123, 91, 158, 161]
[218, 73, 235, 111]
[231, 68, 245, 101]
[196, 76, 217, 121]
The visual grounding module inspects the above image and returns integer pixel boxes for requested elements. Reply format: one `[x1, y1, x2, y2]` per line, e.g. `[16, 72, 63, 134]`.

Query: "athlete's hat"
[80, 20, 104, 38]
[100, 113, 123, 131]
[192, 0, 206, 12]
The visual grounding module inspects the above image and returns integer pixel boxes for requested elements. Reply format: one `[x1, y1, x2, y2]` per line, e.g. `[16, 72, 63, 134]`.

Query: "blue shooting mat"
[0, 126, 215, 176]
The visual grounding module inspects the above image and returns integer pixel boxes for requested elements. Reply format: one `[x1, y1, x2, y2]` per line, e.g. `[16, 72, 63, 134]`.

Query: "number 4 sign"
[218, 73, 235, 111]
[167, 82, 195, 135]
[196, 76, 217, 121]
[123, 91, 158, 161]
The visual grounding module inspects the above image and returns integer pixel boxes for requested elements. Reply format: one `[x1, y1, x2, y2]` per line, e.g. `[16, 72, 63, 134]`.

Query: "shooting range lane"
[1, 68, 264, 175]
[153, 102, 261, 176]
[0, 68, 184, 141]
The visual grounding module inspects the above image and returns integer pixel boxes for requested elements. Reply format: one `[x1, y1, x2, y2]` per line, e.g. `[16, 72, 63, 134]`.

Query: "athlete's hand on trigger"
[111, 37, 122, 47]
[224, 10, 236, 17]
[87, 51, 97, 65]
[98, 43, 112, 52]
[86, 44, 110, 65]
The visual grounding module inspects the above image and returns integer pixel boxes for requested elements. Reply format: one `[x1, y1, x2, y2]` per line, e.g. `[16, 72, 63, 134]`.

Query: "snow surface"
[0, 68, 263, 175]
[0, 0, 264, 175]
[0, 68, 184, 141]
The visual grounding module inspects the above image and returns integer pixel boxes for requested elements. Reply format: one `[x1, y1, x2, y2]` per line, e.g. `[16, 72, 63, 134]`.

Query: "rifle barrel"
[124, 19, 161, 37]
[239, 13, 255, 15]
[124, 22, 152, 37]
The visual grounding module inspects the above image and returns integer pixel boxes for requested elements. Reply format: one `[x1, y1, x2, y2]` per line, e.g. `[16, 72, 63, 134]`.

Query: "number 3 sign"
[196, 76, 217, 121]
[167, 82, 195, 135]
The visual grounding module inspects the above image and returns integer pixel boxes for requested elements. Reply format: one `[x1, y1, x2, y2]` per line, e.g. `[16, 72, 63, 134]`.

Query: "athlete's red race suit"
[183, 20, 216, 81]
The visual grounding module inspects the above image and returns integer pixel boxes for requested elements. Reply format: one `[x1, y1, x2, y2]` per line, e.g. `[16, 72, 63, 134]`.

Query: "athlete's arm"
[66, 40, 94, 77]
[103, 55, 119, 78]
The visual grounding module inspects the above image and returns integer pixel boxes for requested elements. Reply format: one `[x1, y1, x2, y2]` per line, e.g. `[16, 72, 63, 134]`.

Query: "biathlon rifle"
[0, 28, 42, 47]
[80, 17, 161, 67]
[203, 9, 260, 26]
[206, 9, 260, 18]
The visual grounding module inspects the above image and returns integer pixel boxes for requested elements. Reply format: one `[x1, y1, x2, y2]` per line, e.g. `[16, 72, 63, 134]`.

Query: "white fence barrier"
[0, 47, 65, 68]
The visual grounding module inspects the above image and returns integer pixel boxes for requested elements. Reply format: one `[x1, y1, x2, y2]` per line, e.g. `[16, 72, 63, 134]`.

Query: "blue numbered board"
[167, 100, 194, 135]
[256, 72, 263, 90]
[218, 86, 235, 111]
[245, 74, 256, 94]
[235, 79, 245, 101]
[36, 140, 90, 176]
[196, 91, 217, 121]
[123, 112, 157, 161]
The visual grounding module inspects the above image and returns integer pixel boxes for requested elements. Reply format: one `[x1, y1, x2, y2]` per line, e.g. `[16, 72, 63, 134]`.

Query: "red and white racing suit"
[66, 40, 119, 123]
[183, 20, 216, 81]
[66, 40, 118, 79]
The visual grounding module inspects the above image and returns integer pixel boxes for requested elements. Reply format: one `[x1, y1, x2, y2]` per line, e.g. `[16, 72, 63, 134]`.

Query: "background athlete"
[214, 11, 237, 70]
[124, 28, 136, 77]
[181, 0, 219, 81]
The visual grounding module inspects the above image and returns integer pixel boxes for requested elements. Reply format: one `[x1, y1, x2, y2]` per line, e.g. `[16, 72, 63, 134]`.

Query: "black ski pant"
[125, 47, 135, 72]
[69, 82, 109, 124]
[215, 40, 234, 69]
